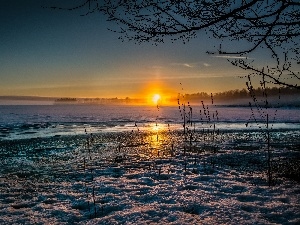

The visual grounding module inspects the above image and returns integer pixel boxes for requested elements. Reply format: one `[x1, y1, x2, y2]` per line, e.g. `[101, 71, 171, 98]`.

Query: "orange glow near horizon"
[135, 81, 178, 106]
[152, 94, 161, 105]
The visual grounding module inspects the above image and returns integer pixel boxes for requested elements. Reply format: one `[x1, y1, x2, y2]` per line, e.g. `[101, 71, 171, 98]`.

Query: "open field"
[0, 130, 299, 224]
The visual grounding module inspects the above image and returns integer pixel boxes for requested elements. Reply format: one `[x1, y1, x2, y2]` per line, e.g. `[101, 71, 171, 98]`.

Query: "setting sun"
[152, 94, 161, 105]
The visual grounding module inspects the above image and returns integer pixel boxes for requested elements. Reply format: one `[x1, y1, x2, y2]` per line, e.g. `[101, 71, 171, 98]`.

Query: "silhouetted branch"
[51, 0, 300, 89]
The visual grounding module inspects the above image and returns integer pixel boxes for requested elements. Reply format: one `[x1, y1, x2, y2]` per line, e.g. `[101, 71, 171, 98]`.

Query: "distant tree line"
[55, 98, 77, 102]
[54, 97, 146, 105]
[183, 87, 300, 102]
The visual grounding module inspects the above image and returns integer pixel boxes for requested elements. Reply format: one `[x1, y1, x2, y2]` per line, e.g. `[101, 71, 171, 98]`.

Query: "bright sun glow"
[152, 94, 161, 105]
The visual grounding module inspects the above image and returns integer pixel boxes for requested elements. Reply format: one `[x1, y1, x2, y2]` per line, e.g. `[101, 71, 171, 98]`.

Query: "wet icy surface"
[1, 105, 300, 140]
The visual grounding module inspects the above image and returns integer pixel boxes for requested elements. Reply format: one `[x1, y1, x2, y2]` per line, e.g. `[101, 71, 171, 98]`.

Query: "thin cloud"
[158, 73, 245, 80]
[171, 63, 195, 68]
[212, 55, 250, 59]
[183, 63, 194, 68]
[171, 62, 211, 68]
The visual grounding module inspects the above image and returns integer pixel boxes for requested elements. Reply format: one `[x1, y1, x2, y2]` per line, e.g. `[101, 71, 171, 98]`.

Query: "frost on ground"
[0, 131, 299, 224]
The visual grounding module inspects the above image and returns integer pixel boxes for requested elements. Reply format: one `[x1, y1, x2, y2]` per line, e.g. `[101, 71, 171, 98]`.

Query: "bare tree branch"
[51, 0, 300, 89]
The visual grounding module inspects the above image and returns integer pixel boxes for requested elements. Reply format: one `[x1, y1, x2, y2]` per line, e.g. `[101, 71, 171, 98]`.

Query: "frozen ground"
[0, 130, 299, 224]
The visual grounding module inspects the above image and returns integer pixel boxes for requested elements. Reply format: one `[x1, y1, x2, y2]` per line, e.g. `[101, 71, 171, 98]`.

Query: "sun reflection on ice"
[144, 123, 171, 158]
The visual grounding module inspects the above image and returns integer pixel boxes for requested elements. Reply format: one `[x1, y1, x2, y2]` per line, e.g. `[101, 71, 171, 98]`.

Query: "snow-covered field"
[0, 130, 299, 224]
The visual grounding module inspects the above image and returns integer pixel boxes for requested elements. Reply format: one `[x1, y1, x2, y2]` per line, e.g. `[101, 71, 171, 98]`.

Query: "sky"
[0, 0, 273, 100]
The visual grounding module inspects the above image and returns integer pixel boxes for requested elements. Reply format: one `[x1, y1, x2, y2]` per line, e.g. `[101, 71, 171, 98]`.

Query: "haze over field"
[1, 87, 299, 107]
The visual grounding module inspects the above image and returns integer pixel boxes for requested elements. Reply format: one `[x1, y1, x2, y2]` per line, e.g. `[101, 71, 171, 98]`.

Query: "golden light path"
[147, 123, 168, 158]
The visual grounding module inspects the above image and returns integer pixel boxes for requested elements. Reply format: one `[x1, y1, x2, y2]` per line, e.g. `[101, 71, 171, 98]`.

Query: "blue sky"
[0, 0, 268, 99]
